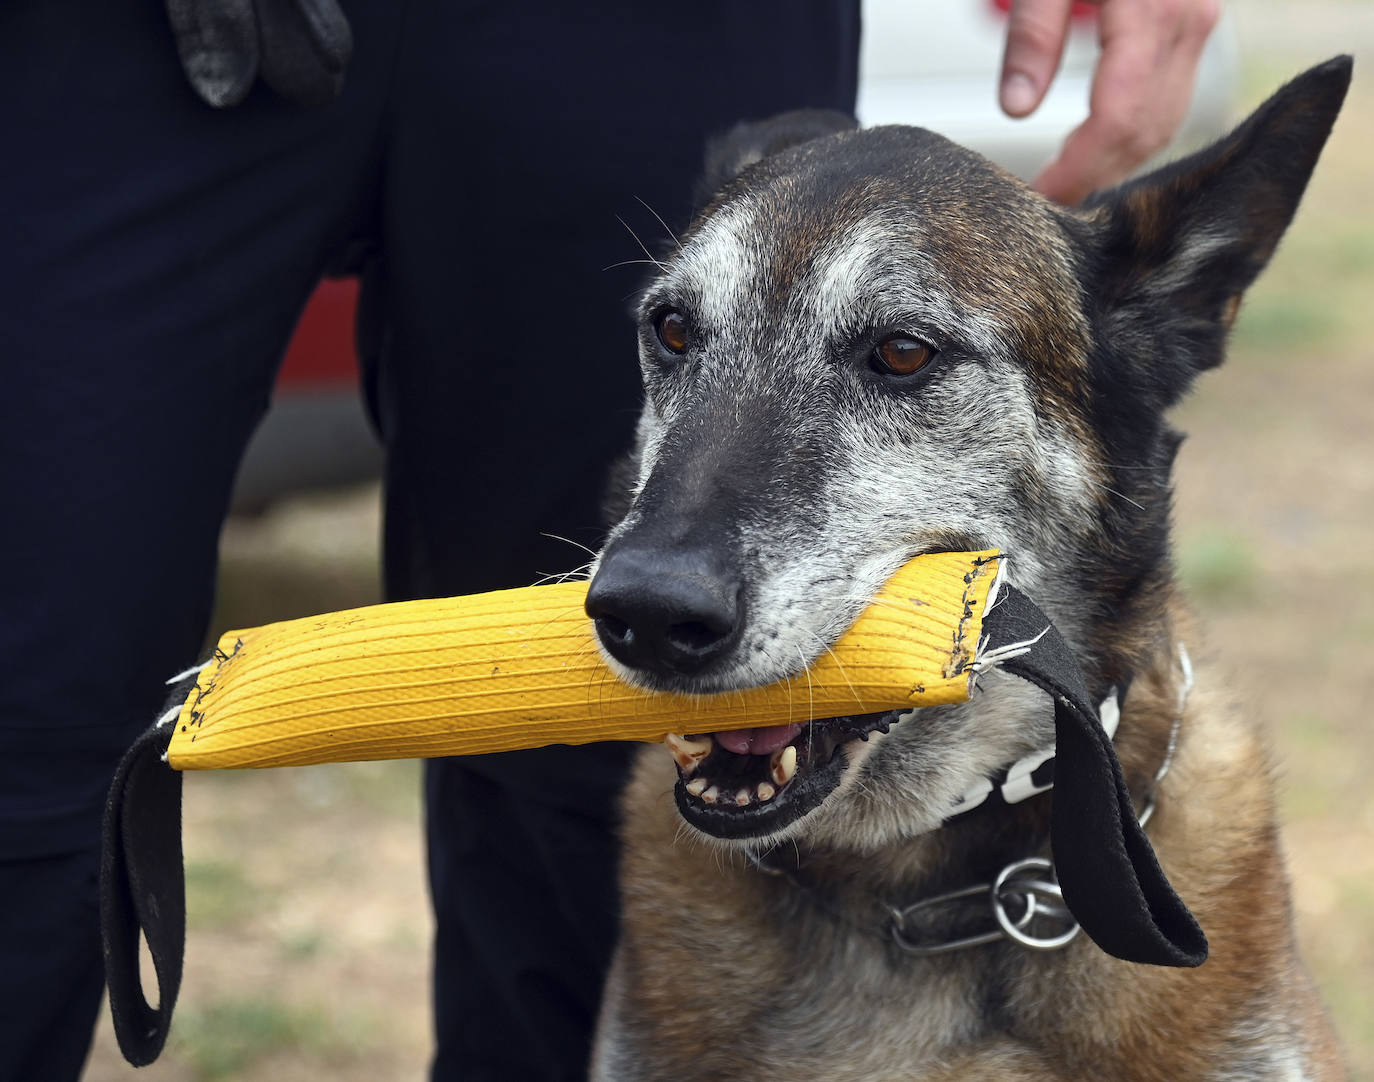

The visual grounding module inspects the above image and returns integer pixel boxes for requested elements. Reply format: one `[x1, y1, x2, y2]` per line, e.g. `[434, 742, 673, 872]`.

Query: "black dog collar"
[940, 683, 1123, 825]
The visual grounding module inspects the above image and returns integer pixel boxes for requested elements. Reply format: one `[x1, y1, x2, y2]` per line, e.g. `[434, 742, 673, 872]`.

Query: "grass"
[298, 759, 423, 822]
[171, 997, 371, 1080]
[185, 860, 262, 930]
[1232, 227, 1374, 358]
[1175, 529, 1261, 604]
[1231, 290, 1343, 355]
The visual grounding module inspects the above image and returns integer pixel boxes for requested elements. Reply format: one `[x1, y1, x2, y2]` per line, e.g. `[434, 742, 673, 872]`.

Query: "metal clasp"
[889, 856, 1080, 956]
[991, 857, 1080, 951]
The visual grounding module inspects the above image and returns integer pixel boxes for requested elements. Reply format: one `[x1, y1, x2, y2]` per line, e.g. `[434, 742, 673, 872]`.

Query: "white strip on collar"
[942, 687, 1121, 820]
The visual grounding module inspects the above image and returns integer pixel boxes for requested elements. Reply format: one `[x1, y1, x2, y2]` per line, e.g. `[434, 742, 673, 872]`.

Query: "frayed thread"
[970, 625, 1051, 674]
[165, 660, 211, 686]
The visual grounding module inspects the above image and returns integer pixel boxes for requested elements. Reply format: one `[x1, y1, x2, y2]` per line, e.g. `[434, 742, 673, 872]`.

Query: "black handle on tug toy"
[100, 712, 185, 1066]
[983, 586, 1207, 968]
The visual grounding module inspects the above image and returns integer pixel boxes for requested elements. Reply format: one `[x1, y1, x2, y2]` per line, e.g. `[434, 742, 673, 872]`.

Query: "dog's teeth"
[771, 745, 797, 786]
[665, 733, 713, 775]
[702, 786, 720, 804]
[735, 788, 751, 807]
[756, 782, 776, 802]
[686, 777, 708, 797]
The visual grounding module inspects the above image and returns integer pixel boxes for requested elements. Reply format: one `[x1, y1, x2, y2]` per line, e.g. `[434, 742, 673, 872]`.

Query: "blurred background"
[83, 0, 1372, 1077]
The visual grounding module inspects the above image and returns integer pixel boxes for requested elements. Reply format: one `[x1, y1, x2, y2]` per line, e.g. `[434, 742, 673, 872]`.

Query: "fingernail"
[1002, 72, 1037, 116]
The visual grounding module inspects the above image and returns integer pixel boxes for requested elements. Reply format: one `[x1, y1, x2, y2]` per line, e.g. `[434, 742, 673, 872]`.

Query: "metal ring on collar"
[889, 881, 1027, 956]
[992, 857, 1081, 951]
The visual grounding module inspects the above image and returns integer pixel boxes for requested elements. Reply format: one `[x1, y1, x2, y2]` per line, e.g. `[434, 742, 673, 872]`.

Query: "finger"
[1033, 24, 1163, 203]
[1000, 0, 1077, 117]
[1033, 0, 1218, 203]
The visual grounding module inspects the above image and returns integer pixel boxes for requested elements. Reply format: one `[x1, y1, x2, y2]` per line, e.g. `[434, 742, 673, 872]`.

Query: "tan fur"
[598, 601, 1343, 1080]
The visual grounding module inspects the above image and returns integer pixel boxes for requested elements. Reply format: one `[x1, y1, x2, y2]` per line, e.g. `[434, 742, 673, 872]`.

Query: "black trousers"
[0, 1, 859, 1078]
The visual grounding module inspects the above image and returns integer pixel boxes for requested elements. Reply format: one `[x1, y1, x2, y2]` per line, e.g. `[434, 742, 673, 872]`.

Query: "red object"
[277, 277, 361, 390]
[989, 0, 1098, 20]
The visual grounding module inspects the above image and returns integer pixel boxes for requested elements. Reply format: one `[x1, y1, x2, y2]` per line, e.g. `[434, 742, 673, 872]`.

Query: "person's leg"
[0, 2, 399, 1075]
[374, 3, 859, 1077]
[0, 853, 107, 1082]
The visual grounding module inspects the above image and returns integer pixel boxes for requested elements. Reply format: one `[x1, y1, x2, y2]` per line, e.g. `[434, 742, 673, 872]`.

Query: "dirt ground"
[83, 6, 1373, 1080]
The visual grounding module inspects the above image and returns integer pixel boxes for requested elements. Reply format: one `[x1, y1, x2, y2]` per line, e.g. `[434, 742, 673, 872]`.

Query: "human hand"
[998, 0, 1221, 204]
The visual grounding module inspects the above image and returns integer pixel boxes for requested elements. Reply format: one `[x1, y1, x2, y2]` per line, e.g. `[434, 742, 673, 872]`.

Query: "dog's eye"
[655, 310, 691, 355]
[872, 336, 936, 376]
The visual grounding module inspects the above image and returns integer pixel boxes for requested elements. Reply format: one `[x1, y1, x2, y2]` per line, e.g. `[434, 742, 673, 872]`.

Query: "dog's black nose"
[585, 546, 742, 677]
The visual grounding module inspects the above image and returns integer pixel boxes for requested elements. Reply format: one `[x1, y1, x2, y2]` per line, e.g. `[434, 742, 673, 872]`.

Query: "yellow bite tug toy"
[166, 549, 1002, 770]
[106, 546, 1214, 1070]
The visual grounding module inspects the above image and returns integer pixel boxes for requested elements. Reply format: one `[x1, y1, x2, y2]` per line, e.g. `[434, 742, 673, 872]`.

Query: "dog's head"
[586, 59, 1350, 851]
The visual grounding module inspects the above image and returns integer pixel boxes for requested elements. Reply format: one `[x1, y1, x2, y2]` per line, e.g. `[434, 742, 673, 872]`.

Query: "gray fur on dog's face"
[630, 129, 1099, 662]
[599, 128, 1102, 848]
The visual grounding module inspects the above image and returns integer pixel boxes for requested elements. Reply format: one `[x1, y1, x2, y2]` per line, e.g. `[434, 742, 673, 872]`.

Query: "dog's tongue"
[712, 722, 803, 756]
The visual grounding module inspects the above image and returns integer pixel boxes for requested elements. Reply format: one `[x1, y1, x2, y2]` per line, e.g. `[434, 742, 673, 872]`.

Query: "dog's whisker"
[805, 632, 862, 709]
[830, 595, 905, 615]
[529, 562, 594, 587]
[539, 533, 600, 559]
[1090, 480, 1147, 511]
[634, 195, 683, 251]
[616, 215, 670, 271]
[1083, 459, 1171, 472]
[602, 258, 672, 272]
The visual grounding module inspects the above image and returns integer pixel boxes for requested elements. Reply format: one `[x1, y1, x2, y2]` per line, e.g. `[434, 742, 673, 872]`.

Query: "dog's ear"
[1087, 56, 1351, 405]
[694, 109, 858, 209]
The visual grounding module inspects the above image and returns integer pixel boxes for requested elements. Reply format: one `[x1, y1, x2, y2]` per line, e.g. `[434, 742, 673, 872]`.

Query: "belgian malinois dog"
[583, 58, 1352, 1080]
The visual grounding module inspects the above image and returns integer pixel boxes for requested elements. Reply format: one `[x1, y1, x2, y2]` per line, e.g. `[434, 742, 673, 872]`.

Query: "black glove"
[165, 0, 353, 108]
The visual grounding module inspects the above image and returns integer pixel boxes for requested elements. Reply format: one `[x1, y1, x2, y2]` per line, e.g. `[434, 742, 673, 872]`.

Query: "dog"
[581, 57, 1353, 1081]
